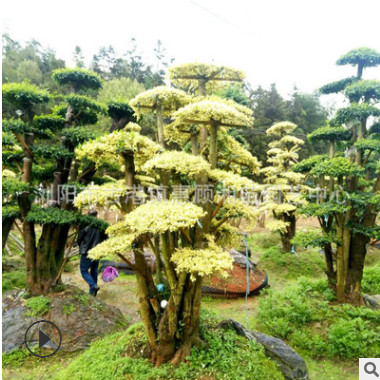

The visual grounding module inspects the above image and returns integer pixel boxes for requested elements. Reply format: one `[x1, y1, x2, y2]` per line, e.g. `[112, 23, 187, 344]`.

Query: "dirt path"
[62, 265, 261, 328]
[62, 270, 140, 325]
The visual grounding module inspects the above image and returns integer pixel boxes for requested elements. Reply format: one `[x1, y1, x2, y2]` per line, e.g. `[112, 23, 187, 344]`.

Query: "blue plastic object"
[156, 283, 165, 292]
[241, 233, 250, 328]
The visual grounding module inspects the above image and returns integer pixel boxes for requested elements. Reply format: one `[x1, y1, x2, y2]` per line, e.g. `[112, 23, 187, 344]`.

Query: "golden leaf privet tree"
[293, 48, 380, 304]
[76, 63, 260, 365]
[259, 121, 306, 251]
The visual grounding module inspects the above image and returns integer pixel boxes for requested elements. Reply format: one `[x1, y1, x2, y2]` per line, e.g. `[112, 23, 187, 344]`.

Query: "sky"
[2, 0, 380, 100]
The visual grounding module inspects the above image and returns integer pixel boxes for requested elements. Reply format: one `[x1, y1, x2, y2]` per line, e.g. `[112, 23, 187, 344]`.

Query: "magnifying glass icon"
[365, 362, 380, 377]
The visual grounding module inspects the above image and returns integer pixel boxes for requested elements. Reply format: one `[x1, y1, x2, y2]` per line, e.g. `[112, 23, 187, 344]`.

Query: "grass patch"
[259, 245, 325, 280]
[55, 313, 283, 380]
[2, 268, 26, 292]
[362, 262, 380, 294]
[257, 277, 380, 359]
[249, 231, 325, 282]
[25, 296, 51, 317]
[73, 293, 90, 306]
[2, 348, 32, 367]
[3, 348, 77, 380]
[63, 304, 76, 315]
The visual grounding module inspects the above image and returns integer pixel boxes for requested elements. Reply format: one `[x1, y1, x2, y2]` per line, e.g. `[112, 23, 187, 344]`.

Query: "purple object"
[101, 266, 119, 283]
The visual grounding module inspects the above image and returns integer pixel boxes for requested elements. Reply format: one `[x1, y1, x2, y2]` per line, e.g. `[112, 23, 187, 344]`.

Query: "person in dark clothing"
[77, 209, 107, 296]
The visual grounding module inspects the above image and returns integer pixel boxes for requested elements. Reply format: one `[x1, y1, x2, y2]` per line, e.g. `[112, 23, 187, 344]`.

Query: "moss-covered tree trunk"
[133, 232, 204, 366]
[28, 223, 71, 295]
[2, 218, 14, 250]
[110, 116, 132, 132]
[280, 212, 296, 252]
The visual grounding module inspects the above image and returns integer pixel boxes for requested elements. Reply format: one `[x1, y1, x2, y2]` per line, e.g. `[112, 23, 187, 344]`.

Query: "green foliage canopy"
[308, 126, 351, 142]
[52, 68, 102, 91]
[336, 47, 380, 68]
[319, 77, 357, 95]
[2, 82, 50, 109]
[344, 80, 380, 103]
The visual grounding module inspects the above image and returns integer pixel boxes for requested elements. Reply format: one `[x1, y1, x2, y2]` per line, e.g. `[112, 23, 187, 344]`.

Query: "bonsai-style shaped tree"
[51, 68, 104, 183]
[259, 121, 306, 251]
[2, 69, 104, 295]
[107, 101, 136, 132]
[74, 63, 259, 365]
[129, 86, 192, 148]
[168, 63, 245, 157]
[293, 47, 380, 304]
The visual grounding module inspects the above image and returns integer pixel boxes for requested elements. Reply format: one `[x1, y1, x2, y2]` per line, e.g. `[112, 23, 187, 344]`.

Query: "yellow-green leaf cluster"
[2, 169, 16, 178]
[265, 219, 290, 233]
[266, 121, 297, 136]
[129, 86, 192, 117]
[88, 234, 135, 260]
[143, 151, 211, 177]
[171, 241, 233, 281]
[209, 169, 257, 191]
[107, 200, 206, 236]
[168, 63, 244, 94]
[124, 122, 142, 132]
[74, 180, 130, 209]
[221, 198, 257, 225]
[171, 100, 252, 128]
[75, 130, 161, 169]
[198, 95, 252, 118]
[213, 223, 242, 249]
[219, 133, 261, 174]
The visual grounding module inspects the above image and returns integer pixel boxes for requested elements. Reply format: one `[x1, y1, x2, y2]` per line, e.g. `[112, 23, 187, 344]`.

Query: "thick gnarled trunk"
[27, 223, 70, 295]
[280, 212, 296, 252]
[2, 218, 14, 250]
[133, 242, 203, 366]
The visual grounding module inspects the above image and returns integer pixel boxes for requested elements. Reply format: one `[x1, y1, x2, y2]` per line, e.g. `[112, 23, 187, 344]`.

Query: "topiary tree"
[258, 121, 306, 251]
[2, 70, 104, 295]
[2, 168, 25, 249]
[336, 47, 380, 79]
[107, 101, 136, 132]
[168, 63, 245, 158]
[73, 63, 260, 365]
[51, 68, 104, 183]
[293, 47, 380, 304]
[129, 86, 192, 148]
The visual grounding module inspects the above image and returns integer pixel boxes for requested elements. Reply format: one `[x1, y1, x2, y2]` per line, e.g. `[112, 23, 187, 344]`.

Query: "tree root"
[170, 343, 191, 366]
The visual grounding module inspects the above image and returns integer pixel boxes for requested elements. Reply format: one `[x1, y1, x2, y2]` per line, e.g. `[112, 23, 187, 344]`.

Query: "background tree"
[293, 47, 380, 304]
[73, 46, 85, 68]
[2, 34, 65, 89]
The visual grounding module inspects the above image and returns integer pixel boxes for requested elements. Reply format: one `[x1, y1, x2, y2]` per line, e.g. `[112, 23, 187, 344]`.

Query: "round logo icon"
[24, 320, 62, 358]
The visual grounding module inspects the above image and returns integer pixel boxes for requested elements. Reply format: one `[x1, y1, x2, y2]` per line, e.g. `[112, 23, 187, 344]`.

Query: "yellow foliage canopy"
[219, 133, 261, 175]
[88, 234, 135, 260]
[171, 100, 252, 128]
[74, 180, 130, 209]
[209, 168, 257, 191]
[107, 200, 206, 236]
[143, 151, 211, 177]
[168, 63, 244, 94]
[171, 236, 233, 281]
[129, 86, 192, 117]
[266, 121, 297, 136]
[75, 130, 161, 169]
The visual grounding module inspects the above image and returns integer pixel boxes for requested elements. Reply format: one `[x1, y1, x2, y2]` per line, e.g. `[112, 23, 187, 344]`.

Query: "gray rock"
[219, 319, 309, 380]
[229, 248, 256, 270]
[2, 286, 128, 353]
[363, 294, 380, 310]
[100, 249, 157, 274]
